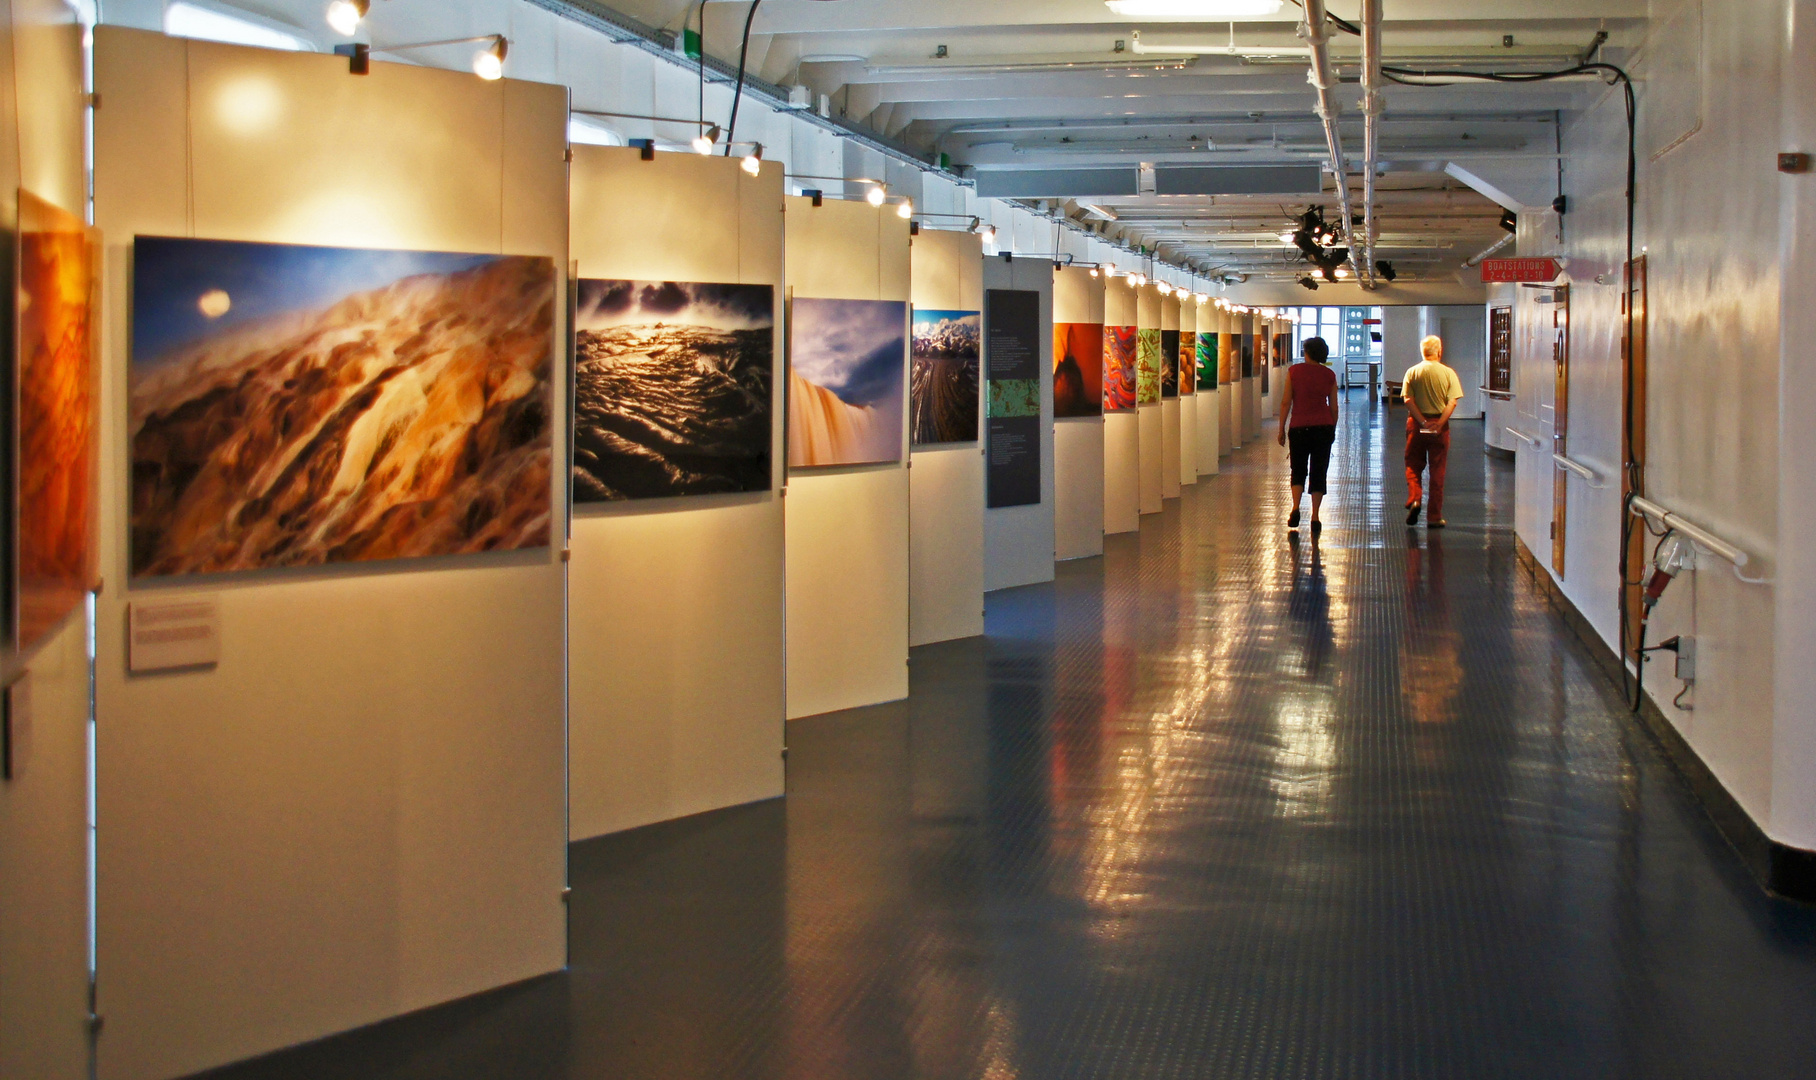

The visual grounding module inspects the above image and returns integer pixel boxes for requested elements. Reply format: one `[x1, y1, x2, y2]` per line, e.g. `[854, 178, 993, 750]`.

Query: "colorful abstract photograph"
[16, 191, 96, 650]
[1103, 326, 1136, 412]
[789, 297, 907, 466]
[572, 279, 773, 502]
[1180, 332, 1197, 394]
[910, 308, 979, 445]
[1197, 333, 1217, 390]
[1053, 322, 1103, 418]
[1136, 328, 1162, 405]
[129, 237, 556, 577]
[1160, 329, 1179, 399]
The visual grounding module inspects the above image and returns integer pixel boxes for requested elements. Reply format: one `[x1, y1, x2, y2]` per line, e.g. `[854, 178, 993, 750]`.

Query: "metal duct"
[1297, 0, 1366, 287]
[1360, 0, 1383, 288]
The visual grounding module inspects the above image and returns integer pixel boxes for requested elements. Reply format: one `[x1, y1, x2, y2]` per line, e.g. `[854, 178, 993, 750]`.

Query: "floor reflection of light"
[1270, 697, 1337, 818]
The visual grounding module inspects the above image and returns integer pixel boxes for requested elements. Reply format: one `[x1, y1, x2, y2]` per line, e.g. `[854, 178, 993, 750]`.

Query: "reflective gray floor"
[200, 395, 1816, 1079]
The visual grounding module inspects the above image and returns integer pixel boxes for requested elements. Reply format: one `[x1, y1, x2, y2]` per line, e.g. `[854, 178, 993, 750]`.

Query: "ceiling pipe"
[1297, 0, 1368, 288]
[1463, 232, 1515, 267]
[1359, 0, 1383, 288]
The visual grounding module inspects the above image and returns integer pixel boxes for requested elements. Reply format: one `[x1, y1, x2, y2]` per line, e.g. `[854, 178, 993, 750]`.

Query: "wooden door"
[1623, 258, 1649, 658]
[1550, 284, 1571, 575]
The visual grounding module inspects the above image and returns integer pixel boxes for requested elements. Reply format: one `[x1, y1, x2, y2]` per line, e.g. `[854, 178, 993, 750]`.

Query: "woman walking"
[1276, 336, 1340, 534]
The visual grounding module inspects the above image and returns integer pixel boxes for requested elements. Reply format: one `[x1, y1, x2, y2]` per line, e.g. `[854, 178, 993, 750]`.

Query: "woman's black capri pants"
[1288, 424, 1336, 494]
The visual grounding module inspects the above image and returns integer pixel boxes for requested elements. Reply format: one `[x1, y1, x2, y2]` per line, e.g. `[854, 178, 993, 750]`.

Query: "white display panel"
[1159, 294, 1181, 499]
[1103, 277, 1140, 534]
[785, 196, 911, 718]
[0, 7, 94, 1079]
[1136, 285, 1163, 515]
[92, 30, 566, 1080]
[1197, 389, 1221, 475]
[1179, 300, 1198, 485]
[908, 229, 985, 644]
[1051, 264, 1105, 560]
[568, 147, 786, 840]
[981, 256, 1057, 591]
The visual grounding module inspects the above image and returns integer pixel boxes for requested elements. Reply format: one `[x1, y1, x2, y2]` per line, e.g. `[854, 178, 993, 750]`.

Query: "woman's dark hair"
[1302, 336, 1330, 364]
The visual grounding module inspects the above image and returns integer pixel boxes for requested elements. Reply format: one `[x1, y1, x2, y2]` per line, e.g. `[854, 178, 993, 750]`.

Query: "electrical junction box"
[1676, 637, 1697, 682]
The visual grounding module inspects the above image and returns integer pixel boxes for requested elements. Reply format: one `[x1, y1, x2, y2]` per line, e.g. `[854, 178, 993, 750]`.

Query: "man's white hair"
[1420, 335, 1443, 359]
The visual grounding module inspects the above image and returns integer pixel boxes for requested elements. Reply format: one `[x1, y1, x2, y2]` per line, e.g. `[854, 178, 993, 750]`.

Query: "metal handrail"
[1505, 427, 1544, 447]
[1628, 496, 1751, 570]
[1552, 452, 1603, 486]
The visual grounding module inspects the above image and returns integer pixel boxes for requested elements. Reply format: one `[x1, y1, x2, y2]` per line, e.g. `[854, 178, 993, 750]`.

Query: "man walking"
[1402, 335, 1464, 528]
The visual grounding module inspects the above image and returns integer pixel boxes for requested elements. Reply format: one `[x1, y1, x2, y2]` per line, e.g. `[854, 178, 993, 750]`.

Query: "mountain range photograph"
[572, 279, 774, 501]
[909, 308, 979, 445]
[129, 237, 557, 577]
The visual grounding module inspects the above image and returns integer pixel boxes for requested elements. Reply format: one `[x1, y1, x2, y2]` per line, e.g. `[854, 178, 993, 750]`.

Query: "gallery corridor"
[205, 394, 1816, 1080]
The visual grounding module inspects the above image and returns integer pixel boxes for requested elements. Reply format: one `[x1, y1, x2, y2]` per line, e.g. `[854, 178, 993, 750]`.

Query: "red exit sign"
[1480, 257, 1559, 283]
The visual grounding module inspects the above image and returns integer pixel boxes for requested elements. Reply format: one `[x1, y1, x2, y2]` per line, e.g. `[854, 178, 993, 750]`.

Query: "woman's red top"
[1288, 362, 1338, 427]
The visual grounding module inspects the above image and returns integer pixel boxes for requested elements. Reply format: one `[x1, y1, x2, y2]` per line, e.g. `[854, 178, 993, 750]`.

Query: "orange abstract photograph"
[15, 190, 97, 652]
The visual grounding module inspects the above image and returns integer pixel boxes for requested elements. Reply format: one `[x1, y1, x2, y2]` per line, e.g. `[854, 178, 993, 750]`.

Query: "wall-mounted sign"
[129, 597, 221, 673]
[1480, 257, 1560, 283]
[985, 289, 1042, 509]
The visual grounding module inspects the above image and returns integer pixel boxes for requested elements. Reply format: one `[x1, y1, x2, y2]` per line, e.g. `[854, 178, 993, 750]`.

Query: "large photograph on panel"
[572, 279, 773, 501]
[788, 297, 907, 467]
[15, 191, 98, 651]
[1160, 328, 1179, 399]
[909, 308, 979, 445]
[1053, 322, 1102, 418]
[1103, 326, 1136, 412]
[1196, 333, 1217, 390]
[128, 236, 556, 578]
[1136, 328, 1162, 405]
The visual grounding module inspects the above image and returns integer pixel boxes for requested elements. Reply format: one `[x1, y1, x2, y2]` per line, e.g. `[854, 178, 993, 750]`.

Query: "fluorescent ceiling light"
[166, 2, 314, 51]
[1078, 202, 1119, 221]
[1105, 1, 1285, 19]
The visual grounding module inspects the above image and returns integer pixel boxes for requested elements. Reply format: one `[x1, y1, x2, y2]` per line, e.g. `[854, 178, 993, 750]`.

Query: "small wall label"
[129, 598, 221, 673]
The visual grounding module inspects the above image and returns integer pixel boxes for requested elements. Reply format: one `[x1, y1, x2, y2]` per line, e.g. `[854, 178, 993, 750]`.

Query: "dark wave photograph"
[129, 237, 556, 578]
[910, 308, 979, 445]
[1053, 322, 1102, 418]
[573, 279, 773, 501]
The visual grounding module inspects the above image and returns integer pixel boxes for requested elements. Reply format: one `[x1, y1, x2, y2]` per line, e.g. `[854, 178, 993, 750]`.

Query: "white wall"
[1510, 0, 1785, 842]
[908, 228, 986, 643]
[1135, 284, 1163, 513]
[1103, 275, 1139, 534]
[784, 196, 912, 718]
[981, 255, 1057, 591]
[92, 31, 569, 1080]
[0, 6, 95, 1079]
[1052, 263, 1105, 559]
[567, 147, 787, 840]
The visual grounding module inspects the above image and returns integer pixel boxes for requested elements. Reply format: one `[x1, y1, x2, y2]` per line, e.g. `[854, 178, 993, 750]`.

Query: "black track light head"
[1299, 276, 1320, 291]
[1499, 208, 1518, 234]
[1375, 260, 1397, 282]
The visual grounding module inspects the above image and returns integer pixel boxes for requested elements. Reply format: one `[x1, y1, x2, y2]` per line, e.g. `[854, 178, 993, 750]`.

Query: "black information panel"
[985, 288, 1042, 509]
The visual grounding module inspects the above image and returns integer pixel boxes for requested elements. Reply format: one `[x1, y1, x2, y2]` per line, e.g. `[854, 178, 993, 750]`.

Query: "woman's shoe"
[1311, 520, 1323, 537]
[1288, 508, 1301, 529]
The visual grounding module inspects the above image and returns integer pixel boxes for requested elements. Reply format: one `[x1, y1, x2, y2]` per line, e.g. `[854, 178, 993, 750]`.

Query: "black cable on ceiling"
[725, 0, 762, 152]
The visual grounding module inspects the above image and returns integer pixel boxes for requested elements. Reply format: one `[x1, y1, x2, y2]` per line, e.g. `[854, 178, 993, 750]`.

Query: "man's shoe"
[1288, 508, 1301, 529]
[1428, 519, 1447, 529]
[1406, 504, 1421, 526]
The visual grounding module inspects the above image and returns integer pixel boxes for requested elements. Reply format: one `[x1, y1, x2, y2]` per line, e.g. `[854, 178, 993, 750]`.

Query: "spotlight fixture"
[1299, 276, 1319, 291]
[1499, 208, 1518, 234]
[897, 198, 913, 219]
[326, 0, 368, 36]
[1156, 282, 1170, 296]
[692, 124, 720, 155]
[472, 35, 507, 80]
[804, 189, 824, 207]
[1279, 231, 1297, 245]
[976, 223, 997, 242]
[1089, 267, 1100, 278]
[866, 185, 886, 207]
[1334, 266, 1350, 280]
[1375, 260, 1397, 282]
[741, 144, 763, 175]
